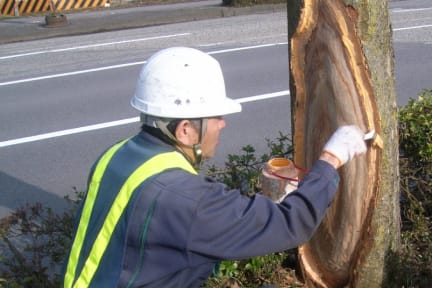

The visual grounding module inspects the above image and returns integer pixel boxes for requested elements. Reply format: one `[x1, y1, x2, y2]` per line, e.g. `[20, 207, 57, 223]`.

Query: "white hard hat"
[131, 47, 242, 119]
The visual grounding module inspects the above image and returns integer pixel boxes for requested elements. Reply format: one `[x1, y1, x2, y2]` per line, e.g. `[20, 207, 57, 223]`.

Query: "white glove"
[323, 125, 367, 167]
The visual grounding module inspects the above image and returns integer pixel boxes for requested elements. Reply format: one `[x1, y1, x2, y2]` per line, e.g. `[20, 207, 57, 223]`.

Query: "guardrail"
[1, 0, 109, 16]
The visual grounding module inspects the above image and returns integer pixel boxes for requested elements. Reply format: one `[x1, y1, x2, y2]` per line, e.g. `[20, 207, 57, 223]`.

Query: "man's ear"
[175, 120, 189, 138]
[175, 120, 197, 145]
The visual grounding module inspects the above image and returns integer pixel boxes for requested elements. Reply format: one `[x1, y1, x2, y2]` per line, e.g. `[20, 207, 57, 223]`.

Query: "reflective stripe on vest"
[64, 140, 197, 288]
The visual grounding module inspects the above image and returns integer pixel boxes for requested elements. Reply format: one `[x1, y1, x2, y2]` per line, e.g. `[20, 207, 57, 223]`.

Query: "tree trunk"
[287, 1, 400, 287]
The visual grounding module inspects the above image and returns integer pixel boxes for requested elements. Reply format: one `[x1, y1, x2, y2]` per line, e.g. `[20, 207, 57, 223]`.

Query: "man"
[63, 47, 367, 288]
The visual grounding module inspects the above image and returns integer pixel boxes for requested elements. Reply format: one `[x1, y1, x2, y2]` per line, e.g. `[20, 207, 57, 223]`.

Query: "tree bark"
[287, 0, 400, 287]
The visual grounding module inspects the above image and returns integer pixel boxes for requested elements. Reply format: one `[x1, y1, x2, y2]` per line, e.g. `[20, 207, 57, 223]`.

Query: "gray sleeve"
[187, 160, 339, 260]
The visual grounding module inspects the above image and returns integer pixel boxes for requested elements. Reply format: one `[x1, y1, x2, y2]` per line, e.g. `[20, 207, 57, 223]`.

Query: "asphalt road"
[0, 1, 431, 218]
[0, 11, 290, 217]
[391, 1, 432, 102]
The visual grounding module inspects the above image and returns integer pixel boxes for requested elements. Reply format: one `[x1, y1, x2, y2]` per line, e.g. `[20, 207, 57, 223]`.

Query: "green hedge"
[392, 89, 432, 287]
[399, 89, 432, 167]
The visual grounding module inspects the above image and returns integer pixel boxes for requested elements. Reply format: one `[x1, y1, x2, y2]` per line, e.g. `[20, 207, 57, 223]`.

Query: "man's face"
[200, 117, 226, 159]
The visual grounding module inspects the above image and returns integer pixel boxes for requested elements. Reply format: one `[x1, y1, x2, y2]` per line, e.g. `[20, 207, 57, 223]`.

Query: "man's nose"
[219, 118, 226, 129]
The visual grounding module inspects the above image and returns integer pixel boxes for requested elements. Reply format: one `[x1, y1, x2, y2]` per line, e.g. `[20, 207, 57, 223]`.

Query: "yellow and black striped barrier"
[1, 0, 109, 16]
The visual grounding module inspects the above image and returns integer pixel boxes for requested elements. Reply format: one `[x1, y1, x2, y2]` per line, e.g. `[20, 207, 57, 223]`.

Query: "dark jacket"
[64, 130, 339, 288]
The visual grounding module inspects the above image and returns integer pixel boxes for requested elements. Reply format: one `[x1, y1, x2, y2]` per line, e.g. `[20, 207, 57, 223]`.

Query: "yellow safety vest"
[64, 138, 197, 288]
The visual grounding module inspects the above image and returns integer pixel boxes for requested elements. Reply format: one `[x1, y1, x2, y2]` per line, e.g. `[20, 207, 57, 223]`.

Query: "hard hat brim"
[131, 96, 241, 119]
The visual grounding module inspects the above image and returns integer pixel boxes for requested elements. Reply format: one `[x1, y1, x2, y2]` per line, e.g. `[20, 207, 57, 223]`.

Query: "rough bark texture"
[288, 0, 400, 287]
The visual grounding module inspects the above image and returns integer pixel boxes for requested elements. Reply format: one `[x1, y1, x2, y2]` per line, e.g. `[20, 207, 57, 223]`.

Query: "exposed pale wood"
[290, 0, 383, 286]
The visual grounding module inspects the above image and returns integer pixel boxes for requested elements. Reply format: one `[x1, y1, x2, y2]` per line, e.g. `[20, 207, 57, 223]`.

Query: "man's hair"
[141, 119, 202, 134]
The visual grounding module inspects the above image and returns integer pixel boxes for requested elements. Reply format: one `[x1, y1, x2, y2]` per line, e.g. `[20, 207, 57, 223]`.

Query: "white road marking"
[0, 43, 288, 87]
[236, 90, 289, 103]
[208, 43, 288, 55]
[0, 61, 147, 86]
[391, 7, 432, 13]
[0, 90, 290, 148]
[0, 118, 140, 148]
[0, 61, 146, 86]
[393, 24, 432, 31]
[0, 33, 191, 60]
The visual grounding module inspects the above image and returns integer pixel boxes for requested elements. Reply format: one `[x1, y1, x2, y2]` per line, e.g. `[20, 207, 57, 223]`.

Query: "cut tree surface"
[290, 0, 383, 287]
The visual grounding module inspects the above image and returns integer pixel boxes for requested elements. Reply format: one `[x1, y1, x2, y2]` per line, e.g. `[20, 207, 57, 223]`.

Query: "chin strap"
[142, 114, 206, 169]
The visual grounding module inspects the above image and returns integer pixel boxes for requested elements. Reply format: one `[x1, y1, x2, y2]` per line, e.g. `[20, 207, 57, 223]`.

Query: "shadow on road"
[0, 171, 71, 219]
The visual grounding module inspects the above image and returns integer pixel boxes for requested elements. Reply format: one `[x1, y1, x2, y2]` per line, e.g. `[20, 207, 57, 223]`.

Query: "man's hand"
[322, 125, 367, 168]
